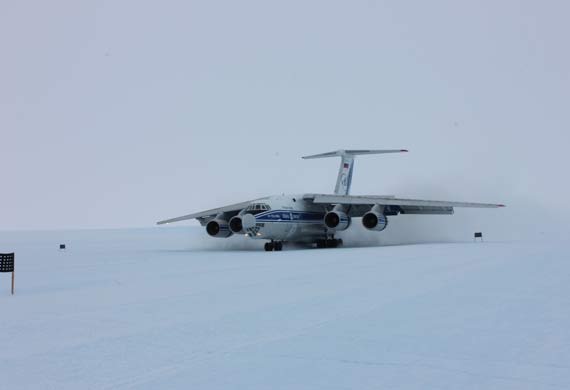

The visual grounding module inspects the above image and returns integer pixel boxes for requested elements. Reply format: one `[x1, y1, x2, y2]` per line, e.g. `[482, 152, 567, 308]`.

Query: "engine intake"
[362, 211, 388, 231]
[206, 219, 232, 238]
[324, 211, 351, 231]
[229, 216, 244, 234]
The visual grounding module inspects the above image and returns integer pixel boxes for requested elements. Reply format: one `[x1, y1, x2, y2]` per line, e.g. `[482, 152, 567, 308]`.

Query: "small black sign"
[60, 244, 66, 250]
[474, 232, 483, 238]
[0, 253, 14, 273]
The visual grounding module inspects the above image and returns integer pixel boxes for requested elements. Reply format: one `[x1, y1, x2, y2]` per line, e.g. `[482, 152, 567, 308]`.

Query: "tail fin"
[302, 149, 408, 195]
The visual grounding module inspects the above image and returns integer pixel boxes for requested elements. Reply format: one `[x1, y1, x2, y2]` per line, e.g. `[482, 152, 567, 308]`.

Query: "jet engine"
[206, 219, 232, 238]
[229, 213, 256, 234]
[361, 210, 388, 231]
[324, 211, 351, 231]
[229, 216, 244, 234]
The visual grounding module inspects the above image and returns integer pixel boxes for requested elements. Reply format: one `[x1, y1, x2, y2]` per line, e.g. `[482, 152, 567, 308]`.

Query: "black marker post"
[0, 253, 15, 295]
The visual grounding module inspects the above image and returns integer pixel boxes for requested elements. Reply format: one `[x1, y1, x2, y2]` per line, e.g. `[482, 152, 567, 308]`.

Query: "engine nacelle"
[206, 219, 232, 238]
[324, 211, 351, 231]
[229, 216, 244, 234]
[362, 211, 388, 231]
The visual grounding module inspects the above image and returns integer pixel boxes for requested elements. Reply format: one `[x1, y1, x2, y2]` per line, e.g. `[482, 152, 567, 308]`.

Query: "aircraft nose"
[242, 213, 256, 229]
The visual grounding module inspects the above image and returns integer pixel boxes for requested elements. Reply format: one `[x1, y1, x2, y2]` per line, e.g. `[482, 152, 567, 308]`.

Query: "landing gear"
[264, 241, 283, 252]
[315, 238, 343, 248]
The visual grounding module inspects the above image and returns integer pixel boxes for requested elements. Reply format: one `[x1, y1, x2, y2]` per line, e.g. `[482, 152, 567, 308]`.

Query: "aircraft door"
[281, 211, 293, 237]
[287, 211, 298, 239]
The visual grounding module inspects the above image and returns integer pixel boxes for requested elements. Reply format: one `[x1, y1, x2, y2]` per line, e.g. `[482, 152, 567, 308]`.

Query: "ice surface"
[0, 228, 569, 389]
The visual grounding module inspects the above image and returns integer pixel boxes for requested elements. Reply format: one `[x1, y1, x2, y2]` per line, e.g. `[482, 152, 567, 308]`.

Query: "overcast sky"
[1, 0, 569, 235]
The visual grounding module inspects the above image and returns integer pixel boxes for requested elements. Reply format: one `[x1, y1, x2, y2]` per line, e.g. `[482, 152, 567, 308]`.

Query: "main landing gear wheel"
[264, 241, 283, 252]
[315, 238, 343, 249]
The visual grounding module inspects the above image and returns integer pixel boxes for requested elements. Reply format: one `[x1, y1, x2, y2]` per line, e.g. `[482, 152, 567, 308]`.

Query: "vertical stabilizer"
[335, 154, 355, 195]
[302, 149, 408, 195]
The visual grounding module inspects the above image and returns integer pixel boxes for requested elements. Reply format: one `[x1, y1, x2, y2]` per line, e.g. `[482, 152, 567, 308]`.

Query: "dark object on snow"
[0, 253, 15, 295]
[60, 244, 66, 250]
[474, 232, 483, 242]
[0, 253, 14, 273]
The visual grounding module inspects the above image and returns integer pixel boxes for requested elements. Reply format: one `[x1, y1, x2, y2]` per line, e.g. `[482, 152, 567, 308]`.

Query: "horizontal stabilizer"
[302, 149, 408, 159]
[302, 148, 408, 195]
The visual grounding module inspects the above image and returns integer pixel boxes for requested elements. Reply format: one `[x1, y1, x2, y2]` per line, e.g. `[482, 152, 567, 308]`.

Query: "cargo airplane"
[157, 149, 504, 251]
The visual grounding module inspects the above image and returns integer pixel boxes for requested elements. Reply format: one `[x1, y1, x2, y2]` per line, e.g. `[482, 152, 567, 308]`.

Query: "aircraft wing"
[303, 194, 505, 217]
[157, 199, 262, 225]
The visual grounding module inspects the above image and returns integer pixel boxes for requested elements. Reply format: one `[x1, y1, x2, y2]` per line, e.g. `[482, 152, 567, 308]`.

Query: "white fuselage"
[242, 195, 330, 242]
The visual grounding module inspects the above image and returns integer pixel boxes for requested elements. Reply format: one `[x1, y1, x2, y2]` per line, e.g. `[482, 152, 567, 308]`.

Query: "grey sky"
[1, 0, 569, 232]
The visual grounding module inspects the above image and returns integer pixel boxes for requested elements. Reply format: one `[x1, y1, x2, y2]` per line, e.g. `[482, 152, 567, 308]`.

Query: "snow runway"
[0, 228, 568, 389]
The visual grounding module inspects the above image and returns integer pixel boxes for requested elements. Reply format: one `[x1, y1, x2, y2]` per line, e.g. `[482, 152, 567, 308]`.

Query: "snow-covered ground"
[0, 227, 569, 389]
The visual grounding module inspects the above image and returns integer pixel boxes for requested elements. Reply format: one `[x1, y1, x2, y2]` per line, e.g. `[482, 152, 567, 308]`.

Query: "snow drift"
[0, 228, 568, 389]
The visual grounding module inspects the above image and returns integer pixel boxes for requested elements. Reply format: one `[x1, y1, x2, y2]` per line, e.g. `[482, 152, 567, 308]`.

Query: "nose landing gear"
[264, 241, 283, 252]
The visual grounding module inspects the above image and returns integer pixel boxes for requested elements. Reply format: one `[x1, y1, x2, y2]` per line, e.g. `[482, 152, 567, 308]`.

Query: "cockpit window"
[246, 203, 271, 215]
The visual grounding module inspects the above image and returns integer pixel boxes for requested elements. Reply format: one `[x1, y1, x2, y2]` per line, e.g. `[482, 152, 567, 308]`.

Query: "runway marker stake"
[0, 253, 15, 295]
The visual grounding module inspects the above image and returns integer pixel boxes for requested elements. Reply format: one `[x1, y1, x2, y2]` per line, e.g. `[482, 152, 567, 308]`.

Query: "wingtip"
[498, 204, 506, 207]
[401, 149, 409, 152]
